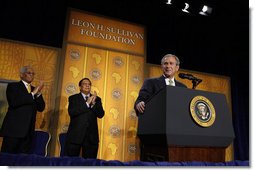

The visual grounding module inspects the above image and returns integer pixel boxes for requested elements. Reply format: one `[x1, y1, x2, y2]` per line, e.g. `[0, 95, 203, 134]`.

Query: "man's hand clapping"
[87, 91, 97, 105]
[32, 81, 44, 95]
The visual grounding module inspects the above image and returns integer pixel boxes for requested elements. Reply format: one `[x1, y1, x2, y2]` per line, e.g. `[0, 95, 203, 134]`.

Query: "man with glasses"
[0, 66, 45, 154]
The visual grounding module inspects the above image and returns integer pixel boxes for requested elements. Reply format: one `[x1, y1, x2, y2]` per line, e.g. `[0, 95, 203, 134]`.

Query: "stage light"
[166, 0, 172, 5]
[182, 3, 190, 13]
[199, 5, 212, 16]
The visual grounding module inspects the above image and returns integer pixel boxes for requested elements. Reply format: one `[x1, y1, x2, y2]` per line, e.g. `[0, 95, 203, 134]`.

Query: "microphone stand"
[192, 79, 202, 89]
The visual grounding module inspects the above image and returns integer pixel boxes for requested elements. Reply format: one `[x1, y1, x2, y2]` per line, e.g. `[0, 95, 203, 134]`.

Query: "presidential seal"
[190, 96, 216, 127]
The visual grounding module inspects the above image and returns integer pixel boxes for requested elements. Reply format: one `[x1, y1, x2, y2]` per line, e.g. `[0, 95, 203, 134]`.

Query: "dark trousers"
[1, 135, 32, 154]
[64, 141, 98, 159]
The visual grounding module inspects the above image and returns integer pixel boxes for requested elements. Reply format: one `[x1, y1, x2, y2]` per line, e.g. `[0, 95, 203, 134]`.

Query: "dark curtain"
[231, 77, 249, 160]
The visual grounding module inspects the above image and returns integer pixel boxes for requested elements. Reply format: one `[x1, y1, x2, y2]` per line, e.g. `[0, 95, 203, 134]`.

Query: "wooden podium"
[137, 86, 235, 162]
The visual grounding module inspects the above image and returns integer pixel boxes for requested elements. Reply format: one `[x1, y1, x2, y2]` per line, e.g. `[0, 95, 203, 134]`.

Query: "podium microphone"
[178, 73, 200, 81]
[178, 73, 202, 89]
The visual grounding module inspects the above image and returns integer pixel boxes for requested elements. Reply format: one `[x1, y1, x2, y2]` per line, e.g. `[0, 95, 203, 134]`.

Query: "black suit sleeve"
[91, 97, 104, 118]
[134, 77, 187, 116]
[6, 83, 45, 112]
[134, 79, 157, 116]
[6, 83, 34, 109]
[1, 82, 45, 138]
[135, 79, 154, 105]
[35, 95, 45, 112]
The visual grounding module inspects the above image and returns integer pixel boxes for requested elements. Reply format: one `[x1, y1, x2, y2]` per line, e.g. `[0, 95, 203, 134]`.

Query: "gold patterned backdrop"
[0, 39, 60, 147]
[55, 44, 144, 161]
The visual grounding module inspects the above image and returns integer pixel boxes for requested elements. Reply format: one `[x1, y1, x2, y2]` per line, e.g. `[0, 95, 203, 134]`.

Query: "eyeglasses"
[25, 72, 35, 75]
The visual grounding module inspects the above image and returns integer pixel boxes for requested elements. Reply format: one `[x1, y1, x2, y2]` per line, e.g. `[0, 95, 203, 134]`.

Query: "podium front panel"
[137, 88, 167, 145]
[166, 86, 235, 147]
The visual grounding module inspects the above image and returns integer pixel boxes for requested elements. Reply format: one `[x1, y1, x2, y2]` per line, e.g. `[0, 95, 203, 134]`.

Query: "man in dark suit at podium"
[134, 54, 187, 115]
[64, 78, 104, 159]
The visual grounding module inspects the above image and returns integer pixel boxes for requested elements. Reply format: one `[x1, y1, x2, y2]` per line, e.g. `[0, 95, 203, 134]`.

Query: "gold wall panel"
[55, 44, 86, 156]
[100, 51, 128, 160]
[123, 55, 144, 161]
[57, 44, 144, 161]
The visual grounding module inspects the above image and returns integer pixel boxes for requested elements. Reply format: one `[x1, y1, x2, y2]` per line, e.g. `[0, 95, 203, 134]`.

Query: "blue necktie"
[85, 95, 89, 102]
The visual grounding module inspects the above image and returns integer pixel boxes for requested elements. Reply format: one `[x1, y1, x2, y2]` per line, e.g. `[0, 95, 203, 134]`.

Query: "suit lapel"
[19, 81, 29, 93]
[158, 75, 166, 89]
[19, 80, 35, 93]
[78, 93, 85, 102]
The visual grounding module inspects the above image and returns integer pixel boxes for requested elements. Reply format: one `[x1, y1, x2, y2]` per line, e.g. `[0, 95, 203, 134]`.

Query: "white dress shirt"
[165, 77, 175, 86]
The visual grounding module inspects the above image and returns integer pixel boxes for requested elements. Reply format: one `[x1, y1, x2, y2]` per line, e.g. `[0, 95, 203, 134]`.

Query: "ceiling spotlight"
[166, 0, 172, 5]
[199, 5, 212, 16]
[182, 3, 190, 13]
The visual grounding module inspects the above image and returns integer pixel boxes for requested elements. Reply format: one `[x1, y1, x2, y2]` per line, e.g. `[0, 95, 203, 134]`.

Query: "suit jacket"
[66, 93, 104, 145]
[134, 75, 187, 115]
[0, 81, 45, 138]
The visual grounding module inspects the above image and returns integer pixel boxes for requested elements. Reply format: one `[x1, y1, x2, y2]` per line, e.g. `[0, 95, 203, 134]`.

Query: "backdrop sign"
[67, 10, 145, 56]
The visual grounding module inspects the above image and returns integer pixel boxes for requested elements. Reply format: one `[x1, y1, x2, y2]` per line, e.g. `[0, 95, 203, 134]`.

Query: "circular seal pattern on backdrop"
[69, 49, 80, 60]
[65, 83, 78, 95]
[190, 96, 216, 127]
[109, 125, 121, 137]
[111, 89, 122, 100]
[131, 75, 140, 85]
[113, 57, 124, 67]
[128, 144, 137, 154]
[129, 110, 137, 120]
[90, 69, 101, 80]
